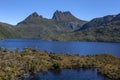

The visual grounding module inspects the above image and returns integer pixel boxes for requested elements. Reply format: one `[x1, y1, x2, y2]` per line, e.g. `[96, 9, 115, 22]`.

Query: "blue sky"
[0, 0, 120, 25]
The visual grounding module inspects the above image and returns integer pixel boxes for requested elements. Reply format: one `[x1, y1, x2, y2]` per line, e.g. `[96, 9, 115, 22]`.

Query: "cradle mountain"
[0, 10, 120, 42]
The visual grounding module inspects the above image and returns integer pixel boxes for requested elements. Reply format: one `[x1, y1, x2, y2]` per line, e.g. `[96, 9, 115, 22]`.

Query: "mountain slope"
[16, 12, 63, 38]
[52, 10, 87, 31]
[81, 15, 116, 30]
[0, 11, 119, 42]
[0, 22, 21, 39]
[39, 13, 120, 42]
[16, 11, 87, 38]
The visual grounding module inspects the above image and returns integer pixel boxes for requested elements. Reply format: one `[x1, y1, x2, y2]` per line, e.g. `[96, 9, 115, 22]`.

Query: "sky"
[0, 0, 120, 25]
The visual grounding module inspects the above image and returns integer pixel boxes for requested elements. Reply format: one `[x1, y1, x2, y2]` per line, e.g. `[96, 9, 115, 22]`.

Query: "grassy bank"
[0, 48, 120, 80]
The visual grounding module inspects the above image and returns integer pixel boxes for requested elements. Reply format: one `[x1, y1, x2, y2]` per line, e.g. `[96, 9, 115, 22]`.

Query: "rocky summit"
[0, 10, 120, 42]
[15, 10, 87, 39]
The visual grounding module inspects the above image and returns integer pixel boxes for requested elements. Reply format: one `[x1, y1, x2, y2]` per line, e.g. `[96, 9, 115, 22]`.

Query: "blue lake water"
[0, 39, 119, 80]
[25, 69, 111, 80]
[0, 38, 120, 56]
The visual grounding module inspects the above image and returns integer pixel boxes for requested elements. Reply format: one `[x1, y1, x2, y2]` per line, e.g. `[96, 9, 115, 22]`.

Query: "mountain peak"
[30, 12, 39, 17]
[54, 10, 71, 15]
[52, 10, 79, 21]
[112, 14, 120, 21]
[17, 12, 43, 25]
[54, 10, 62, 14]
[27, 12, 43, 19]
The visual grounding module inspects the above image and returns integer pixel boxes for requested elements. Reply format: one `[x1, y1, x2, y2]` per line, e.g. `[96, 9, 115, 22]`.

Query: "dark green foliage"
[52, 60, 61, 70]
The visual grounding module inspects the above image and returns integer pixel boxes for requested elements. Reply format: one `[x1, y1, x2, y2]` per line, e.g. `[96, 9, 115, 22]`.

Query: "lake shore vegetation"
[0, 48, 120, 80]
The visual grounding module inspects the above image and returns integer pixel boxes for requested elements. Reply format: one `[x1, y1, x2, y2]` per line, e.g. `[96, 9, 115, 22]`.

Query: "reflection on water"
[25, 69, 111, 80]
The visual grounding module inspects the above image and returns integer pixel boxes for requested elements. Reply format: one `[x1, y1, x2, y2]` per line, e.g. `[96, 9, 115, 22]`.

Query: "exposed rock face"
[16, 11, 87, 38]
[52, 10, 87, 31]
[52, 10, 80, 22]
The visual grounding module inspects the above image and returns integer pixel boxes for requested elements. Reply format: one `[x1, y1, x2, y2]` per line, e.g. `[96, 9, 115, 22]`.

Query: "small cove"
[24, 69, 111, 80]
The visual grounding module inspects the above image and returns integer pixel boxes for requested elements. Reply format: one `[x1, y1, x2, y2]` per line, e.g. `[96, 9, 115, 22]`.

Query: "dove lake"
[0, 38, 119, 80]
[0, 38, 120, 57]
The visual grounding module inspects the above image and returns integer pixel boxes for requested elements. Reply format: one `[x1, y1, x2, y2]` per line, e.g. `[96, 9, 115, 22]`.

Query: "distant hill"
[47, 13, 120, 42]
[81, 15, 115, 30]
[0, 11, 120, 42]
[78, 13, 120, 42]
[0, 22, 21, 39]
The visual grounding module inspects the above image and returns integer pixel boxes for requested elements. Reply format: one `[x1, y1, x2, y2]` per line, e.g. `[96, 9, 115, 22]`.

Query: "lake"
[24, 69, 111, 80]
[0, 38, 119, 80]
[0, 38, 120, 56]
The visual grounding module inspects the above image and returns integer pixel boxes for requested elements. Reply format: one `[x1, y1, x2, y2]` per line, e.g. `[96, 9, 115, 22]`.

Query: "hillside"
[0, 22, 21, 39]
[48, 15, 120, 42]
[38, 13, 120, 42]
[15, 11, 87, 38]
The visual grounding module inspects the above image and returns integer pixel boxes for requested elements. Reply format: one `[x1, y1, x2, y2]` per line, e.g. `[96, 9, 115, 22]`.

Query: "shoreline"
[0, 48, 120, 80]
[0, 38, 120, 43]
[24, 68, 112, 80]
